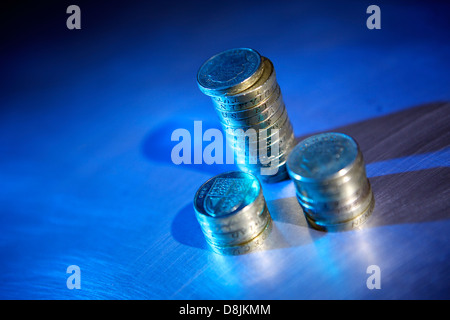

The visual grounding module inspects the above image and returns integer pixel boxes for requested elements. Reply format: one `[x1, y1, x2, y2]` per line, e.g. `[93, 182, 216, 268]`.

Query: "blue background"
[0, 0, 449, 299]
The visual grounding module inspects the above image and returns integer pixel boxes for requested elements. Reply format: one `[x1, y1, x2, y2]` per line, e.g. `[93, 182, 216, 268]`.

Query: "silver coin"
[224, 116, 293, 146]
[297, 173, 370, 211]
[234, 133, 295, 164]
[194, 171, 263, 219]
[197, 48, 264, 97]
[298, 180, 373, 224]
[287, 132, 360, 183]
[197, 50, 295, 186]
[292, 161, 367, 202]
[219, 88, 283, 126]
[222, 101, 286, 130]
[287, 132, 374, 231]
[257, 118, 293, 143]
[228, 124, 294, 155]
[194, 171, 274, 250]
[196, 191, 266, 234]
[223, 105, 289, 135]
[225, 122, 294, 149]
[293, 148, 366, 188]
[210, 57, 277, 108]
[235, 151, 289, 170]
[304, 192, 375, 232]
[212, 75, 278, 111]
[201, 204, 271, 246]
[199, 203, 269, 239]
[206, 215, 273, 255]
[234, 126, 294, 153]
[246, 102, 288, 130]
[215, 85, 281, 121]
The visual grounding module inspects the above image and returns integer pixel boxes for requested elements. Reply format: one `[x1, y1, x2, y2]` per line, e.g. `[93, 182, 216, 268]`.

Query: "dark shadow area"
[266, 196, 307, 227]
[295, 101, 450, 165]
[367, 166, 450, 227]
[141, 117, 239, 176]
[171, 203, 208, 251]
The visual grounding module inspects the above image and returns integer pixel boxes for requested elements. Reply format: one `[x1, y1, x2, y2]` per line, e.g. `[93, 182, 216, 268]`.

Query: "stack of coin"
[194, 171, 272, 255]
[286, 132, 375, 231]
[197, 48, 295, 183]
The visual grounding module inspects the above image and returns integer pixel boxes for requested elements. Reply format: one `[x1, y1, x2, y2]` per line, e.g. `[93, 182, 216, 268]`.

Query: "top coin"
[197, 48, 263, 97]
[287, 132, 360, 182]
[193, 171, 262, 218]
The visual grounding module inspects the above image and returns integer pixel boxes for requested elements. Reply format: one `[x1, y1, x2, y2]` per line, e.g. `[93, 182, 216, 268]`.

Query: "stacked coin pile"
[286, 132, 375, 231]
[197, 48, 295, 183]
[194, 171, 272, 255]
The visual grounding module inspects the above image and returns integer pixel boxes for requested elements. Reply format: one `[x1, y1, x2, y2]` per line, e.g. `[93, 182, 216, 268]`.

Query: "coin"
[234, 132, 295, 165]
[193, 171, 273, 253]
[200, 204, 271, 246]
[194, 171, 262, 218]
[223, 102, 286, 130]
[197, 49, 294, 182]
[230, 126, 294, 155]
[196, 190, 266, 234]
[215, 85, 281, 121]
[197, 48, 264, 97]
[219, 90, 283, 127]
[206, 214, 273, 255]
[298, 181, 373, 224]
[223, 106, 289, 135]
[224, 118, 293, 151]
[211, 58, 277, 108]
[287, 132, 374, 231]
[297, 175, 370, 212]
[304, 193, 375, 232]
[292, 162, 368, 202]
[225, 122, 293, 153]
[287, 133, 359, 181]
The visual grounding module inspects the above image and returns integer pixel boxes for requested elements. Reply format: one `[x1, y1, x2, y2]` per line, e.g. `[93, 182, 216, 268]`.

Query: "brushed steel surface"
[0, 1, 449, 300]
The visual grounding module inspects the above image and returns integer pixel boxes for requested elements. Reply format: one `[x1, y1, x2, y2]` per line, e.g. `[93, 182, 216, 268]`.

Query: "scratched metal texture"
[0, 0, 449, 299]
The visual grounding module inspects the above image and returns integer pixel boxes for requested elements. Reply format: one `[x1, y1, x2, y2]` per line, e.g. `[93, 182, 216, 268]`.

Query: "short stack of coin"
[194, 171, 272, 255]
[197, 48, 295, 183]
[286, 132, 375, 231]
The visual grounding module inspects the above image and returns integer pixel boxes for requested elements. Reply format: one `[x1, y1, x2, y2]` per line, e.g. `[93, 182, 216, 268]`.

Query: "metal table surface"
[1, 1, 449, 299]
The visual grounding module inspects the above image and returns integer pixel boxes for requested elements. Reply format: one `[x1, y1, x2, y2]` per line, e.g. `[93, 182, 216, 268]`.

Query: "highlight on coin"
[193, 171, 273, 255]
[286, 132, 375, 232]
[196, 48, 295, 183]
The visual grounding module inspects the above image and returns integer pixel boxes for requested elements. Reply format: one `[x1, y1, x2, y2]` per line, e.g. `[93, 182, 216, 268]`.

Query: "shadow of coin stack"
[194, 171, 273, 255]
[286, 132, 375, 231]
[197, 48, 295, 183]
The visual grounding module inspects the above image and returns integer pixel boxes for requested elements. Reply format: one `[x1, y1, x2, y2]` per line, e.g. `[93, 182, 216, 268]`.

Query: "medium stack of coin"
[194, 171, 272, 255]
[197, 48, 295, 183]
[286, 132, 375, 231]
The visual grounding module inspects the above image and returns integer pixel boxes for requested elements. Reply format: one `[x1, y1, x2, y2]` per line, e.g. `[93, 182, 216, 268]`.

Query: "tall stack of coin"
[194, 171, 272, 255]
[286, 133, 375, 231]
[197, 48, 295, 183]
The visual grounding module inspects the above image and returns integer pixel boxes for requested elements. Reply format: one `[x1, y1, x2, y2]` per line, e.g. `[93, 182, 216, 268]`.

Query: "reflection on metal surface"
[208, 233, 286, 287]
